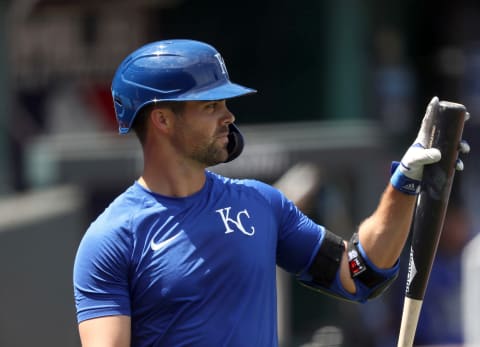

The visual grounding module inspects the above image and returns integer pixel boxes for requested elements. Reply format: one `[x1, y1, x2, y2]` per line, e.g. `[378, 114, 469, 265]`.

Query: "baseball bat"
[397, 100, 467, 347]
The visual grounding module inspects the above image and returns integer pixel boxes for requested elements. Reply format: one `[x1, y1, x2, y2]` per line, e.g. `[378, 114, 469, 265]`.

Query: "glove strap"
[390, 161, 421, 195]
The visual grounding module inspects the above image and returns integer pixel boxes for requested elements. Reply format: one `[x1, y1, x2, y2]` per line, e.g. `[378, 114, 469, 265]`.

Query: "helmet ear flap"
[112, 93, 129, 133]
[225, 123, 244, 162]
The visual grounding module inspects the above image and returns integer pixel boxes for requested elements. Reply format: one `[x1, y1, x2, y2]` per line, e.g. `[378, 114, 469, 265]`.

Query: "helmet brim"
[178, 81, 256, 101]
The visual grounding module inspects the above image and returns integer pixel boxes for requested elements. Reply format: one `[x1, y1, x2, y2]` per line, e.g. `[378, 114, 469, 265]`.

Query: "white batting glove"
[455, 139, 471, 171]
[397, 143, 441, 180]
[390, 96, 470, 195]
[390, 97, 441, 194]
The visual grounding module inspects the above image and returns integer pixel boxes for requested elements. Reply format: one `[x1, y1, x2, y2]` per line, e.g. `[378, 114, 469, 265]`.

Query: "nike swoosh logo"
[151, 231, 181, 251]
[150, 216, 182, 251]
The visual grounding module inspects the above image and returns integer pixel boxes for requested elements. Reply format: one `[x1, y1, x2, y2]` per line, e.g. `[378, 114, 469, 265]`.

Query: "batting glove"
[391, 96, 448, 195]
[455, 139, 471, 171]
[391, 97, 471, 194]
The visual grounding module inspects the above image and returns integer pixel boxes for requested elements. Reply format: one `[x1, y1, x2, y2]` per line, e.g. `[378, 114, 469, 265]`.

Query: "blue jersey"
[74, 171, 325, 346]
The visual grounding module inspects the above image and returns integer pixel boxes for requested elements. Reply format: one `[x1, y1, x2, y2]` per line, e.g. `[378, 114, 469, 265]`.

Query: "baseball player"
[73, 39, 469, 347]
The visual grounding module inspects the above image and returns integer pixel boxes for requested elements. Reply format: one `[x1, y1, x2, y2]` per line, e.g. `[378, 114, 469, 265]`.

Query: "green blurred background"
[1, 1, 479, 346]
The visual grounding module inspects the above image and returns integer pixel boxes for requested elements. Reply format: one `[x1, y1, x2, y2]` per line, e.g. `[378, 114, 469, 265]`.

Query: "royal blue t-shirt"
[73, 171, 325, 346]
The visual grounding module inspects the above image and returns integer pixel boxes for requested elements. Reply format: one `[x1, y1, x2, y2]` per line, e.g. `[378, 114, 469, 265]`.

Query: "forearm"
[357, 184, 416, 269]
[339, 184, 416, 295]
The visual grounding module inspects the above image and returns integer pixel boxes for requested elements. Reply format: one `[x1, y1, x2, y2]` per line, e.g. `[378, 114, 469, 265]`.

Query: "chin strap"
[225, 123, 244, 162]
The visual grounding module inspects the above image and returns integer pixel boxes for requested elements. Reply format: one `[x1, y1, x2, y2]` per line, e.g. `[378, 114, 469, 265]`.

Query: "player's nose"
[221, 105, 235, 125]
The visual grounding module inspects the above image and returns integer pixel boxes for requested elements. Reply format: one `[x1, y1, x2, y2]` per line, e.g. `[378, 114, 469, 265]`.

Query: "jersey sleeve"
[243, 179, 324, 274]
[73, 215, 133, 323]
[274, 194, 325, 274]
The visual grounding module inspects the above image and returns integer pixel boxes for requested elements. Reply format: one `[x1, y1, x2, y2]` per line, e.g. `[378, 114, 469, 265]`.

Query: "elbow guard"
[307, 229, 345, 288]
[347, 232, 399, 300]
[298, 230, 399, 303]
[298, 229, 353, 301]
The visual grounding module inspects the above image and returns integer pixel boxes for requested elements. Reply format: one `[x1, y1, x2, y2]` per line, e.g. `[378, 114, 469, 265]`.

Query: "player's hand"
[390, 96, 469, 195]
[397, 143, 441, 181]
[450, 108, 470, 172]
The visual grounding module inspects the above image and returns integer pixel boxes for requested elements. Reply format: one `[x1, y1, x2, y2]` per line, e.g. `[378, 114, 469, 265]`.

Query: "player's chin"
[216, 147, 229, 163]
[203, 146, 229, 166]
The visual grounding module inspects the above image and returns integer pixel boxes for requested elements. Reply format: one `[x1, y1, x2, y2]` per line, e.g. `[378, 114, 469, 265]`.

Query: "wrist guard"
[390, 161, 421, 195]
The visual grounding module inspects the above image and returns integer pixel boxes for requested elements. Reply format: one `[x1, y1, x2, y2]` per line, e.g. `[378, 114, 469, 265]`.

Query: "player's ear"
[150, 108, 172, 133]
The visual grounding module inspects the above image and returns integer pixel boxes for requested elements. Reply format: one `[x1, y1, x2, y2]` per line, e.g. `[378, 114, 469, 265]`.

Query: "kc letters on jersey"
[215, 207, 255, 236]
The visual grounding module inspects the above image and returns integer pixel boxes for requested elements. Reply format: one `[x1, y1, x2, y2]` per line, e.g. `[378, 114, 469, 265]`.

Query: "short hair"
[131, 101, 186, 145]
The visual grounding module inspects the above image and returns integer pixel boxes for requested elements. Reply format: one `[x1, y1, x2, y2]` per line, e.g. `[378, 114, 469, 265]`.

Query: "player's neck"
[138, 133, 209, 197]
[139, 160, 207, 198]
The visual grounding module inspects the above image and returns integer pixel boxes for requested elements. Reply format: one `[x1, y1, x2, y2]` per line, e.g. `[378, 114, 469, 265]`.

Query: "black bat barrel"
[405, 101, 466, 300]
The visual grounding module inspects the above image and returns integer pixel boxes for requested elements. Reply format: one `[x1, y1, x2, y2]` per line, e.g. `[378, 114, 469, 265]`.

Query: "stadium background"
[0, 0, 479, 346]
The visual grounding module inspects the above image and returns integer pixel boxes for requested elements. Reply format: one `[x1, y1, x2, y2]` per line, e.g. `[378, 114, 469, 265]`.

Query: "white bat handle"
[397, 297, 423, 347]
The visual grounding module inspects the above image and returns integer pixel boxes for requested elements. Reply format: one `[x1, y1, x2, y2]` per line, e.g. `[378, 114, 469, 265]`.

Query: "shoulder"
[80, 183, 150, 253]
[207, 170, 287, 208]
[208, 170, 280, 193]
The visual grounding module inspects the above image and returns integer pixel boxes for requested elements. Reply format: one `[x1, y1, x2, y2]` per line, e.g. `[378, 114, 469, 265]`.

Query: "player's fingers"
[465, 111, 471, 122]
[455, 158, 464, 171]
[459, 140, 470, 154]
[416, 97, 439, 146]
[416, 148, 442, 165]
[424, 96, 439, 120]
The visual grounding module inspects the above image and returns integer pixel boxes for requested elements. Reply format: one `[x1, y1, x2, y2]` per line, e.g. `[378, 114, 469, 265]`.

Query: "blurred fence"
[0, 185, 85, 347]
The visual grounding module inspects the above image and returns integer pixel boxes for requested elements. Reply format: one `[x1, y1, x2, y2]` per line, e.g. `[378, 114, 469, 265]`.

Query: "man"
[73, 39, 469, 346]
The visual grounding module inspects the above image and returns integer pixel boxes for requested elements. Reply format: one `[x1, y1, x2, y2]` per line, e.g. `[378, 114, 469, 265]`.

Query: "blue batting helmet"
[111, 39, 256, 134]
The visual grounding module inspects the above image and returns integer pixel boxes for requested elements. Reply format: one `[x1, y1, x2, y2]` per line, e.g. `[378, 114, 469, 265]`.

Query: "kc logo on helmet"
[214, 53, 229, 76]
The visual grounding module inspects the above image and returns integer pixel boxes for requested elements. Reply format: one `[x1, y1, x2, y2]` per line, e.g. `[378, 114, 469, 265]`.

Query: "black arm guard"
[308, 229, 345, 288]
